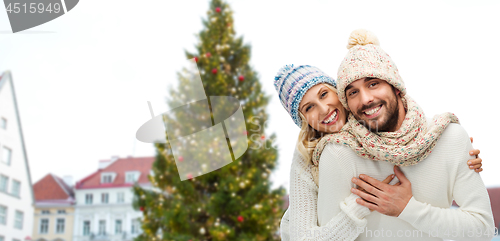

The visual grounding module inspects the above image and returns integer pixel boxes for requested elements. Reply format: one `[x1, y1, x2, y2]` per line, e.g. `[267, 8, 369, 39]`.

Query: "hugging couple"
[275, 29, 495, 241]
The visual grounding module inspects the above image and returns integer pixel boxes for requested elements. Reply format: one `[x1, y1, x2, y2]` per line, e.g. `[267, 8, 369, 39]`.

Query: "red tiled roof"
[75, 156, 155, 189]
[33, 174, 73, 201]
[54, 175, 74, 196]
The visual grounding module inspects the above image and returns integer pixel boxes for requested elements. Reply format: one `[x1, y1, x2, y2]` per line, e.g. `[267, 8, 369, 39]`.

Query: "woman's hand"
[469, 137, 483, 173]
[355, 174, 398, 212]
[351, 166, 412, 217]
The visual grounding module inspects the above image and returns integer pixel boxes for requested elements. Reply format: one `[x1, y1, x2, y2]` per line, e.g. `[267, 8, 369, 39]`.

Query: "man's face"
[345, 78, 400, 132]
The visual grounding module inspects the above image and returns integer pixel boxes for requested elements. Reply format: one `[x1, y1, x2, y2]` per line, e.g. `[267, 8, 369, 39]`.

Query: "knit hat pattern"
[274, 65, 337, 128]
[337, 29, 407, 111]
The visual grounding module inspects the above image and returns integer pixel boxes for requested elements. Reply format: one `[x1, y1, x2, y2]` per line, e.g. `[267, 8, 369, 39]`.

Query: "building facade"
[72, 156, 154, 241]
[486, 187, 500, 230]
[32, 174, 75, 241]
[0, 71, 35, 241]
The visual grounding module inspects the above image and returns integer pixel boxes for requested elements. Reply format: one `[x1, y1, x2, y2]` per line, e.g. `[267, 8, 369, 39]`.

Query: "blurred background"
[0, 0, 499, 240]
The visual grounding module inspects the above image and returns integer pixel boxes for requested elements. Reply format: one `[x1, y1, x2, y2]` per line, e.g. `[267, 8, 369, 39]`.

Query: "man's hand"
[355, 174, 396, 212]
[350, 165, 412, 217]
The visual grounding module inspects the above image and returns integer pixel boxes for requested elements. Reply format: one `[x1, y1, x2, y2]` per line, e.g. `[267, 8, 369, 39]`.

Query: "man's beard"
[354, 90, 400, 132]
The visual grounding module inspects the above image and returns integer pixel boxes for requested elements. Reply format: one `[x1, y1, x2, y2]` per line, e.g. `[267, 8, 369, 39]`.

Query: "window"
[41, 210, 50, 215]
[0, 118, 6, 129]
[115, 220, 122, 234]
[11, 180, 20, 197]
[83, 221, 91, 236]
[101, 193, 109, 204]
[39, 219, 49, 234]
[0, 206, 6, 225]
[0, 175, 8, 192]
[117, 192, 124, 203]
[131, 219, 140, 234]
[14, 210, 23, 229]
[1, 147, 12, 165]
[125, 171, 140, 183]
[57, 209, 66, 214]
[100, 172, 116, 184]
[98, 220, 106, 235]
[56, 218, 65, 233]
[85, 194, 93, 204]
[101, 174, 112, 183]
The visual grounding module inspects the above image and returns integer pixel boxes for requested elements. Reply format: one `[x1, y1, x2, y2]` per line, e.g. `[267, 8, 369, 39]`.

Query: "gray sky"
[0, 0, 499, 194]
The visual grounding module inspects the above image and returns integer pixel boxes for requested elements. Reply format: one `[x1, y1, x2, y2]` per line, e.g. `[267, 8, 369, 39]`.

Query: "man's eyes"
[348, 82, 378, 97]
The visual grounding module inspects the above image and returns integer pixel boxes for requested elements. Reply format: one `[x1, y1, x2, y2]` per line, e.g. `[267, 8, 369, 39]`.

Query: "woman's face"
[299, 84, 347, 134]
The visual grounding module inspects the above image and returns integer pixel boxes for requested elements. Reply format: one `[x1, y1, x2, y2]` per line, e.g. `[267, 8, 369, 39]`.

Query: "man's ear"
[395, 89, 401, 98]
[391, 86, 401, 98]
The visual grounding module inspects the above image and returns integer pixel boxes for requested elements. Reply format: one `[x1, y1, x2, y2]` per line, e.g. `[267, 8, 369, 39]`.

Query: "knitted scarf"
[311, 95, 459, 167]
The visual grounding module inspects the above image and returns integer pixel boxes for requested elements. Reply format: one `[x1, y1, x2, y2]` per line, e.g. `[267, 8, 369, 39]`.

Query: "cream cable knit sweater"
[317, 124, 494, 241]
[281, 124, 494, 241]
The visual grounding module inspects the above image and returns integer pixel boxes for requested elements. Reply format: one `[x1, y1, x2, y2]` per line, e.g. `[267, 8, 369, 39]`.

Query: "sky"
[0, 0, 499, 194]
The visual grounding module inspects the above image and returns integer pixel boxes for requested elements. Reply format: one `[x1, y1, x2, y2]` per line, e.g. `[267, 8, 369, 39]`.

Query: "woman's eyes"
[305, 91, 328, 112]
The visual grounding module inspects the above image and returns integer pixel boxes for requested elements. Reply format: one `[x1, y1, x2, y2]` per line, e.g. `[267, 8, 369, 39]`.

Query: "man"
[315, 29, 495, 240]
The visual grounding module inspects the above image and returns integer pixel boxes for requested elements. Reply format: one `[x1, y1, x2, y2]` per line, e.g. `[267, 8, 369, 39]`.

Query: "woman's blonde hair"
[296, 83, 338, 163]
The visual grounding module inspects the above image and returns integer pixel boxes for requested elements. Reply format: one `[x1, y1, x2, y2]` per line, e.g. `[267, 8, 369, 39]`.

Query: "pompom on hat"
[274, 65, 337, 128]
[337, 29, 407, 111]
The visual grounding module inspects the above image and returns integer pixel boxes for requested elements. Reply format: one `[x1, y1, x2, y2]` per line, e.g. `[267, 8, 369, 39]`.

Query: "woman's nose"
[318, 102, 329, 115]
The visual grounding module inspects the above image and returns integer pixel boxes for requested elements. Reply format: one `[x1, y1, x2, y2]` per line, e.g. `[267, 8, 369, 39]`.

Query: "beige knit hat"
[336, 29, 407, 111]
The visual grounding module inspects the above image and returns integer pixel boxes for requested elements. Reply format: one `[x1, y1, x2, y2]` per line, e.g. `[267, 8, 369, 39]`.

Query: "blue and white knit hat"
[274, 65, 337, 128]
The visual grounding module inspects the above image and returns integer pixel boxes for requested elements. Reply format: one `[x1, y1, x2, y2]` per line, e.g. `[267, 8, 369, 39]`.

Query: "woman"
[274, 64, 483, 240]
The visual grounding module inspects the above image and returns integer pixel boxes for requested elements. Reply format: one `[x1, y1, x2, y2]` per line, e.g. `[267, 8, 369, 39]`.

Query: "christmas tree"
[132, 0, 286, 240]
